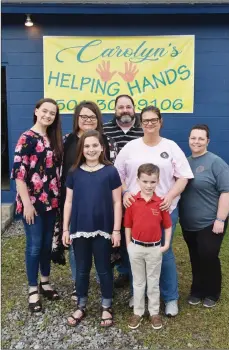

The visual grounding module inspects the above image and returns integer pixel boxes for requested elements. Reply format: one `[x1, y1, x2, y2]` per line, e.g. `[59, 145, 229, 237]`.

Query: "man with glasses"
[103, 95, 143, 296]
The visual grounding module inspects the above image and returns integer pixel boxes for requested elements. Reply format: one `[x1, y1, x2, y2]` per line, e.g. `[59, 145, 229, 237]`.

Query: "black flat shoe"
[29, 290, 42, 313]
[39, 281, 60, 301]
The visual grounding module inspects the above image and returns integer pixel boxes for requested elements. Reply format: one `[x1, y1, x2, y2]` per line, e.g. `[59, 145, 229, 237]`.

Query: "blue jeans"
[69, 244, 77, 282]
[160, 207, 179, 302]
[116, 226, 130, 276]
[72, 235, 113, 308]
[69, 244, 100, 284]
[129, 208, 179, 302]
[22, 210, 56, 287]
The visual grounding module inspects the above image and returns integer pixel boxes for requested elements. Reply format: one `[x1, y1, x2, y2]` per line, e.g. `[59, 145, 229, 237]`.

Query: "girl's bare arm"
[62, 188, 73, 246]
[63, 188, 73, 231]
[111, 186, 122, 247]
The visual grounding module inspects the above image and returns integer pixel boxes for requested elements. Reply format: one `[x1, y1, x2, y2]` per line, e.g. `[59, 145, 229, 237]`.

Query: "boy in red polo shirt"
[124, 163, 172, 330]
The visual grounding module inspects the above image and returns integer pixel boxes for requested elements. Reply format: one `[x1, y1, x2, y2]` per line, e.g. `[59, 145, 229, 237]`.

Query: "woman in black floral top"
[11, 98, 63, 313]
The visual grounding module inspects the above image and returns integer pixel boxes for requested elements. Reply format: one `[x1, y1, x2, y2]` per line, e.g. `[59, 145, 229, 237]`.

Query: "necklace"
[81, 163, 102, 172]
[86, 162, 99, 168]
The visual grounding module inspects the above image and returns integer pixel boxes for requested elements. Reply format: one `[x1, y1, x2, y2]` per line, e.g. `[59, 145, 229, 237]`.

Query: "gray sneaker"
[165, 300, 178, 317]
[203, 298, 216, 308]
[188, 295, 201, 305]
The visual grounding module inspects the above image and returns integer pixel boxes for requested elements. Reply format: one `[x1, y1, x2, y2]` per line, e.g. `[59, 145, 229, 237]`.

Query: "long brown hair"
[33, 98, 63, 161]
[73, 101, 104, 135]
[71, 130, 111, 170]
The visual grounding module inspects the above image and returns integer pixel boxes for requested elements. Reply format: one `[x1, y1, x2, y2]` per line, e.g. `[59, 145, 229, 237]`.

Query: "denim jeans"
[116, 226, 130, 276]
[22, 210, 56, 287]
[72, 235, 113, 308]
[159, 207, 179, 302]
[129, 207, 179, 302]
[69, 243, 100, 284]
[69, 244, 77, 282]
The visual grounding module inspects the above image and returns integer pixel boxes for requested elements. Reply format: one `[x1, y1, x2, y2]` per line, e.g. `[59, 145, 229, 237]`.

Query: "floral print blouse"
[11, 129, 61, 215]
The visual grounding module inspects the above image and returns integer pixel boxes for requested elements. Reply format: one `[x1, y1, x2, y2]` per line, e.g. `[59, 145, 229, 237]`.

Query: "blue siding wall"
[2, 13, 229, 200]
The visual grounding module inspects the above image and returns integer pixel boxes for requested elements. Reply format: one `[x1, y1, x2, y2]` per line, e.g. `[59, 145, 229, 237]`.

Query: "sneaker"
[129, 296, 134, 308]
[165, 300, 178, 317]
[114, 274, 129, 288]
[128, 314, 143, 329]
[203, 298, 216, 308]
[71, 289, 78, 302]
[151, 315, 162, 330]
[188, 295, 201, 305]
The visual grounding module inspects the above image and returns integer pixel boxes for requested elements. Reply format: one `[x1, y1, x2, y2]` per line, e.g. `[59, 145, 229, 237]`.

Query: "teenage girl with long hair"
[11, 98, 63, 313]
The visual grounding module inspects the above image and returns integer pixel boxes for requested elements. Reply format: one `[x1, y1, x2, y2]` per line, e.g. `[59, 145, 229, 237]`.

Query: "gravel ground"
[2, 221, 147, 350]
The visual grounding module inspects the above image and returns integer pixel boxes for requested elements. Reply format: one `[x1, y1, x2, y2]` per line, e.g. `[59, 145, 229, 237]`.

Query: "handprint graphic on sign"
[96, 61, 117, 82]
[118, 62, 139, 82]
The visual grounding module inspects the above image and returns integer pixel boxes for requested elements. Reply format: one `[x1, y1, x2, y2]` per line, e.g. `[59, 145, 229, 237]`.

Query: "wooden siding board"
[7, 78, 43, 92]
[2, 13, 229, 202]
[7, 66, 43, 78]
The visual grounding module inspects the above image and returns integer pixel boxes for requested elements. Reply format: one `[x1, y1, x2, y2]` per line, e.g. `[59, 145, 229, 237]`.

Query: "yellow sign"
[43, 36, 194, 113]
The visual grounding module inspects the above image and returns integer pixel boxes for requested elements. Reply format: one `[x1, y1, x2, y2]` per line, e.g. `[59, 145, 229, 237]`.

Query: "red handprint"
[118, 62, 139, 82]
[96, 61, 117, 82]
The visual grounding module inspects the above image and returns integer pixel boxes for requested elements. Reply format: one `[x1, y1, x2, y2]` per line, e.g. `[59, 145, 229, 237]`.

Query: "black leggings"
[182, 221, 227, 301]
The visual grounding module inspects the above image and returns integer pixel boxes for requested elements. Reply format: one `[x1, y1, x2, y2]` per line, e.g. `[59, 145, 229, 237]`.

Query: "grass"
[1, 224, 229, 349]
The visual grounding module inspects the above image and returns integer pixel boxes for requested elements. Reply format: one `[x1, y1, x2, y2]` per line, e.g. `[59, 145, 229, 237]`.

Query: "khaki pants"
[127, 241, 162, 316]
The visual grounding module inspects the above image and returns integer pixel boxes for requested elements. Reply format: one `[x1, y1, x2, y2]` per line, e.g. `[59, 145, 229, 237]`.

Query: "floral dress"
[11, 130, 61, 215]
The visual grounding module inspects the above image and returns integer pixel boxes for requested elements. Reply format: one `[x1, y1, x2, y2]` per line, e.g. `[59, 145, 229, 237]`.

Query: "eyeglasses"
[79, 115, 97, 122]
[142, 118, 160, 125]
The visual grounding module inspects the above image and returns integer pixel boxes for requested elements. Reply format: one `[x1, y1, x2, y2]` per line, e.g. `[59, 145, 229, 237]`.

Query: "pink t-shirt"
[114, 137, 194, 213]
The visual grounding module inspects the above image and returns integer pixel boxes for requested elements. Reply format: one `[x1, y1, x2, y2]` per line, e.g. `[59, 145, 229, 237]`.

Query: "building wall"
[2, 13, 229, 199]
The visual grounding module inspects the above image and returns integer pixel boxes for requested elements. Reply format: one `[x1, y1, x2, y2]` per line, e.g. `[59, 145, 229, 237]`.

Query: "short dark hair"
[73, 100, 103, 135]
[139, 105, 162, 122]
[114, 94, 135, 107]
[190, 124, 210, 138]
[137, 163, 160, 178]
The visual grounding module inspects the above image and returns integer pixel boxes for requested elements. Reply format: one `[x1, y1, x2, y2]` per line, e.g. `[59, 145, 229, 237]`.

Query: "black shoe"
[114, 274, 129, 288]
[188, 295, 201, 305]
[39, 281, 60, 301]
[28, 290, 42, 313]
[203, 298, 216, 308]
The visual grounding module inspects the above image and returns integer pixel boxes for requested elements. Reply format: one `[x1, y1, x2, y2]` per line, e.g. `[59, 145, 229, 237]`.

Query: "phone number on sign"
[56, 98, 184, 112]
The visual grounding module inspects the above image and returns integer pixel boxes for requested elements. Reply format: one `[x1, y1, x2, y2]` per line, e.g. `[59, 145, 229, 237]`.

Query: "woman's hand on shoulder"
[23, 203, 37, 225]
[212, 220, 225, 234]
[160, 194, 173, 211]
[123, 192, 135, 208]
[111, 232, 121, 247]
[62, 230, 72, 247]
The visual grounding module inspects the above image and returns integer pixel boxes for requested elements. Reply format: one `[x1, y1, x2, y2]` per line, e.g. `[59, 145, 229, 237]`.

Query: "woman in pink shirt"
[115, 105, 193, 316]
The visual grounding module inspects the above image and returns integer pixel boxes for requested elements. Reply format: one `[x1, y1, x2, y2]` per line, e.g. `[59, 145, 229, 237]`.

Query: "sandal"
[100, 306, 113, 327]
[39, 281, 59, 301]
[28, 290, 42, 313]
[67, 307, 86, 327]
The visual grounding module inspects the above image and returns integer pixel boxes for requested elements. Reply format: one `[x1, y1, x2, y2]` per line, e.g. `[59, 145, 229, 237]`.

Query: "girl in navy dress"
[11, 98, 63, 313]
[62, 130, 122, 327]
